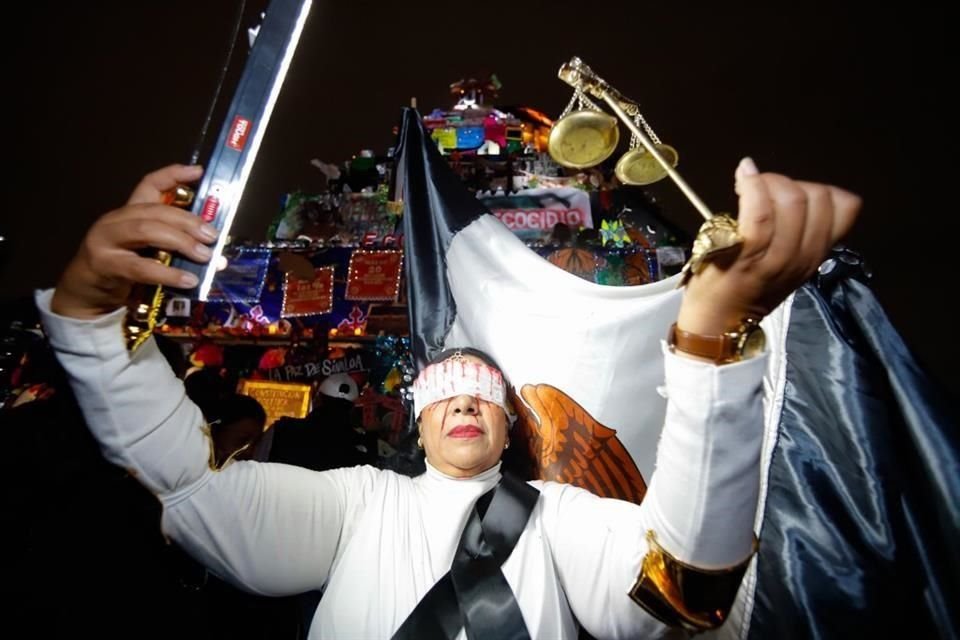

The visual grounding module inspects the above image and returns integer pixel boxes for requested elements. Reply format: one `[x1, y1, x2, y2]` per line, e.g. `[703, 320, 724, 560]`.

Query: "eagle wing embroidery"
[513, 383, 647, 504]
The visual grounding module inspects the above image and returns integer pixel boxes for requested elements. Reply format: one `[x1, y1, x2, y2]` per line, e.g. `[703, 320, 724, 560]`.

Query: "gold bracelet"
[628, 529, 759, 631]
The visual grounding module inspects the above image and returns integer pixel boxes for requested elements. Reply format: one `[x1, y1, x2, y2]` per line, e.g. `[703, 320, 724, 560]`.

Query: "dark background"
[3, 1, 954, 396]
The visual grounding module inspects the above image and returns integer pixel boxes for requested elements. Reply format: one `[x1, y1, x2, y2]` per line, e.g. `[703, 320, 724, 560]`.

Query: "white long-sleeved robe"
[37, 288, 766, 639]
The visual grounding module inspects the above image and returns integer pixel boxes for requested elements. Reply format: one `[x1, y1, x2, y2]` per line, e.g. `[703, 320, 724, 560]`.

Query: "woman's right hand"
[51, 164, 218, 319]
[677, 158, 861, 337]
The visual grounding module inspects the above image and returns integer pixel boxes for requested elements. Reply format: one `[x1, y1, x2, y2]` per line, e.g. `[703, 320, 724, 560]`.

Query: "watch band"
[668, 323, 736, 363]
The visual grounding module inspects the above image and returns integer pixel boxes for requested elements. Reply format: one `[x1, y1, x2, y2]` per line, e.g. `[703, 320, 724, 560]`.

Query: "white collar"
[421, 459, 502, 487]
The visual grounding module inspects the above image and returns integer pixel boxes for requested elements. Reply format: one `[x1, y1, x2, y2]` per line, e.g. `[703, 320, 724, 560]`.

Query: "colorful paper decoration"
[431, 127, 457, 151]
[506, 126, 523, 154]
[456, 126, 484, 150]
[484, 114, 507, 147]
[600, 219, 631, 248]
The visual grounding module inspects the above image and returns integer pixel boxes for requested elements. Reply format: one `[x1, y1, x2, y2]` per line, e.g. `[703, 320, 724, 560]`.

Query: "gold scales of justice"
[547, 56, 742, 285]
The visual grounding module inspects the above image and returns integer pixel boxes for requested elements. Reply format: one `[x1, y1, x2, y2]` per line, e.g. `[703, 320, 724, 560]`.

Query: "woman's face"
[419, 354, 509, 478]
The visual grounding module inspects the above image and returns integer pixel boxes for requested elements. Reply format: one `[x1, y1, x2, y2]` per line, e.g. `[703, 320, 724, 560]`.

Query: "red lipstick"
[447, 425, 483, 438]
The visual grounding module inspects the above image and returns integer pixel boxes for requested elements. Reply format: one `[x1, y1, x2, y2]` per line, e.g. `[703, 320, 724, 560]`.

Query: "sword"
[124, 0, 313, 351]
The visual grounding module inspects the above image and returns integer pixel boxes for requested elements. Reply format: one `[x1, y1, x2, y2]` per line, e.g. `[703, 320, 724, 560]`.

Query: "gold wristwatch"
[668, 318, 766, 364]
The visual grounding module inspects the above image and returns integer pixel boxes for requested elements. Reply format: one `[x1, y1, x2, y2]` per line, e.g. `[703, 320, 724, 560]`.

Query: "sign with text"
[265, 350, 369, 383]
[237, 379, 312, 430]
[345, 250, 403, 301]
[282, 266, 335, 317]
[479, 186, 593, 240]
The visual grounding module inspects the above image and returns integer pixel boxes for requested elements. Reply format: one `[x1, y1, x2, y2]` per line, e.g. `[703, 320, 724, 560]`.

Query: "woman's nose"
[450, 394, 478, 415]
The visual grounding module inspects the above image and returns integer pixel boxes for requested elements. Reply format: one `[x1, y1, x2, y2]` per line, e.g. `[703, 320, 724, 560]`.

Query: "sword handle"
[161, 184, 197, 208]
[123, 185, 196, 352]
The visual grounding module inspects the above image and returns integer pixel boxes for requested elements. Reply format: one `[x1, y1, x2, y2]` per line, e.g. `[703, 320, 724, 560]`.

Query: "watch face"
[740, 327, 766, 358]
